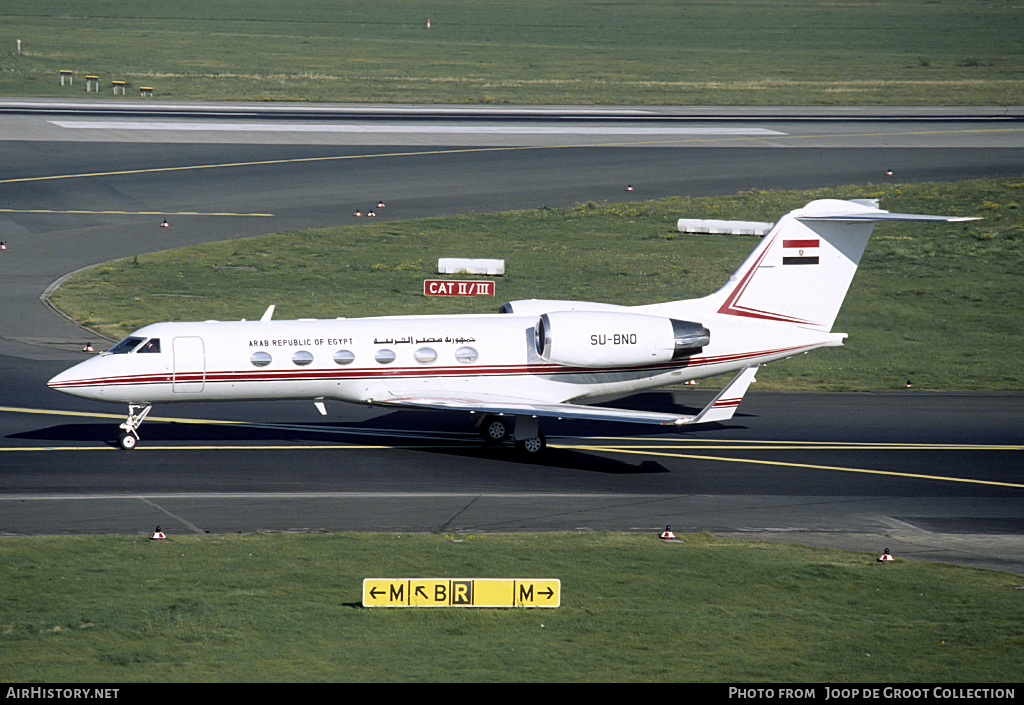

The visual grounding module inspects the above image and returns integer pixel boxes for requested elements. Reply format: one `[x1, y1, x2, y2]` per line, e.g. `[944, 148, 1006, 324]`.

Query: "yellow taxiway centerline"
[553, 444, 1024, 490]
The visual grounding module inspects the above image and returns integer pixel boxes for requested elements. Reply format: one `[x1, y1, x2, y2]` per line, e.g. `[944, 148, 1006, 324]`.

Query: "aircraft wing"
[367, 365, 759, 427]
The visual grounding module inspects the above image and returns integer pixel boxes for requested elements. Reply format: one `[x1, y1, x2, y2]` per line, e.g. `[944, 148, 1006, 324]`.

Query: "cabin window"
[138, 338, 161, 354]
[414, 347, 437, 364]
[292, 351, 314, 366]
[106, 336, 146, 355]
[374, 349, 396, 364]
[333, 350, 355, 365]
[455, 346, 478, 364]
[250, 351, 272, 367]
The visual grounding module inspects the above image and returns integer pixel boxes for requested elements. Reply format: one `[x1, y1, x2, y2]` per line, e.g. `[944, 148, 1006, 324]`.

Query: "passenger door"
[172, 336, 205, 393]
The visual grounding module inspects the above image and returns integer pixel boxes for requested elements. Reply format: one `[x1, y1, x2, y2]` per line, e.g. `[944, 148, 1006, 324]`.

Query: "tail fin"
[709, 199, 976, 331]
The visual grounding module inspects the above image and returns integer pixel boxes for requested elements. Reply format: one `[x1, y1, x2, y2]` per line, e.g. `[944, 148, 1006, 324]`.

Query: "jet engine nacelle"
[535, 310, 709, 368]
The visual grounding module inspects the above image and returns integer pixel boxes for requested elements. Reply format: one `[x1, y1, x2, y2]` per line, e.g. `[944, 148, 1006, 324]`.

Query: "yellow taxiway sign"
[362, 578, 560, 608]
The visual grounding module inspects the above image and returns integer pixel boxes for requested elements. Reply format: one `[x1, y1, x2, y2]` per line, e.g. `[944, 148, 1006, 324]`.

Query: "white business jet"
[48, 198, 974, 453]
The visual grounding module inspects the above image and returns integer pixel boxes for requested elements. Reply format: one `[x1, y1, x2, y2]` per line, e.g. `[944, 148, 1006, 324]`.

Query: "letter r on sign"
[452, 581, 472, 605]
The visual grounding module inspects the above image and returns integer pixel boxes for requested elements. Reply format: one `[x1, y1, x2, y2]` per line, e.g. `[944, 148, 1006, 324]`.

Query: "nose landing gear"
[117, 404, 153, 450]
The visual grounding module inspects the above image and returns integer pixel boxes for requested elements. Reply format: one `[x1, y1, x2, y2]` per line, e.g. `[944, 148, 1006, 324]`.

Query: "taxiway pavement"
[1, 102, 1021, 573]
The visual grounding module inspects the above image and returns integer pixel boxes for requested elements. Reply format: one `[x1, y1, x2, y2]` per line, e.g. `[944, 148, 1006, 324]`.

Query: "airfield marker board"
[362, 578, 560, 608]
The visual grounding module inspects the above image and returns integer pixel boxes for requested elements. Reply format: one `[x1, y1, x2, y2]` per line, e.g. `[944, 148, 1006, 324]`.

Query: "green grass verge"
[2, 532, 1022, 682]
[2, 0, 1023, 105]
[50, 179, 1024, 391]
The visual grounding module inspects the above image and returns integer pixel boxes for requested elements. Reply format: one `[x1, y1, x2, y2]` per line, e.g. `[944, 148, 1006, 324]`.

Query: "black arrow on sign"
[370, 587, 384, 599]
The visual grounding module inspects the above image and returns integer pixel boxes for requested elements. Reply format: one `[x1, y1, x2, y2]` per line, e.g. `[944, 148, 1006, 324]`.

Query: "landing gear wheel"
[480, 415, 511, 443]
[117, 432, 138, 450]
[515, 433, 547, 455]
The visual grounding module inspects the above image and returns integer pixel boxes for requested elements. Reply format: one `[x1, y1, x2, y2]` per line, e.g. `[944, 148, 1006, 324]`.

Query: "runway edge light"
[878, 548, 894, 563]
[150, 526, 166, 541]
[660, 525, 677, 540]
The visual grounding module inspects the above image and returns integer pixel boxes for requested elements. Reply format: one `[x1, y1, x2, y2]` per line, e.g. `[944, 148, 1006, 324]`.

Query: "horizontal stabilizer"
[799, 212, 979, 223]
[793, 198, 979, 224]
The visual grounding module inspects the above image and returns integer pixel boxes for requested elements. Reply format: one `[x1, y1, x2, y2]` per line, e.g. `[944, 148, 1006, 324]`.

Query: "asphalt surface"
[1, 101, 1022, 574]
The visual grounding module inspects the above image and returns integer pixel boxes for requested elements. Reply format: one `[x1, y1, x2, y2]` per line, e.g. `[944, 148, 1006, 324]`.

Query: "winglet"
[689, 365, 759, 424]
[260, 305, 275, 322]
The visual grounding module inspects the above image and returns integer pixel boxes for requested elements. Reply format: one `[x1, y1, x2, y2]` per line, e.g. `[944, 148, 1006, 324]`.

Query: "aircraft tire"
[480, 416, 510, 443]
[117, 432, 138, 450]
[515, 433, 546, 455]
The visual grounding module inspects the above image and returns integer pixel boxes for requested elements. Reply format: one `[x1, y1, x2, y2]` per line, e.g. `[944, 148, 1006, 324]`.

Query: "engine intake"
[535, 311, 709, 368]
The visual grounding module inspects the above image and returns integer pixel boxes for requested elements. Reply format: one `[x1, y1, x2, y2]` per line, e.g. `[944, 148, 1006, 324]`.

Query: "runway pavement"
[1, 101, 1022, 573]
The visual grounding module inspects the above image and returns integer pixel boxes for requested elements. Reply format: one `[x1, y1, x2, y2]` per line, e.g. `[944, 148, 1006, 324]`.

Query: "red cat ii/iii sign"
[424, 280, 495, 296]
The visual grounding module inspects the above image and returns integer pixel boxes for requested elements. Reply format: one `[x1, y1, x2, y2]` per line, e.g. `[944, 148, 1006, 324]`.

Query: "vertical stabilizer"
[707, 199, 976, 332]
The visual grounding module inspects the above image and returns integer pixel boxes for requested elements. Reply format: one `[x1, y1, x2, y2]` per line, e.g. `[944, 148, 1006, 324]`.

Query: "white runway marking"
[50, 120, 786, 136]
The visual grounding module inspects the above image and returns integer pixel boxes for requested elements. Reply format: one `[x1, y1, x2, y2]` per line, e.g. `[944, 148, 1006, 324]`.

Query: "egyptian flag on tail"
[782, 238, 819, 265]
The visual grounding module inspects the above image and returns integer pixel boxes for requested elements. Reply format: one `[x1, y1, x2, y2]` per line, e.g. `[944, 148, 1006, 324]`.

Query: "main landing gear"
[117, 404, 152, 450]
[475, 414, 547, 455]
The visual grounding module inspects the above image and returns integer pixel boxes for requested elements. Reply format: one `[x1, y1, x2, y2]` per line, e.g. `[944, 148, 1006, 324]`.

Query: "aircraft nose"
[47, 360, 94, 394]
[47, 367, 76, 390]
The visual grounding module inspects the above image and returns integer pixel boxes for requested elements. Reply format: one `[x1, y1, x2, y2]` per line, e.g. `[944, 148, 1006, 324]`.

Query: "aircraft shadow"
[9, 417, 681, 474]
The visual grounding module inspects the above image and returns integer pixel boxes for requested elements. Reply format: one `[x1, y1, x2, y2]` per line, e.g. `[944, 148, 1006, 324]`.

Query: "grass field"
[2, 0, 1023, 105]
[2, 532, 1022, 682]
[50, 179, 1024, 391]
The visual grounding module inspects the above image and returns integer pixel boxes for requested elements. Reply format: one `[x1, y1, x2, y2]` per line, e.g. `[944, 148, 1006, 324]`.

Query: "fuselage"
[47, 308, 843, 407]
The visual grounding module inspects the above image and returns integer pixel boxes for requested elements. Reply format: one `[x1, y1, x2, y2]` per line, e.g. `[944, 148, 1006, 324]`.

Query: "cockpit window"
[105, 336, 146, 355]
[138, 338, 161, 354]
